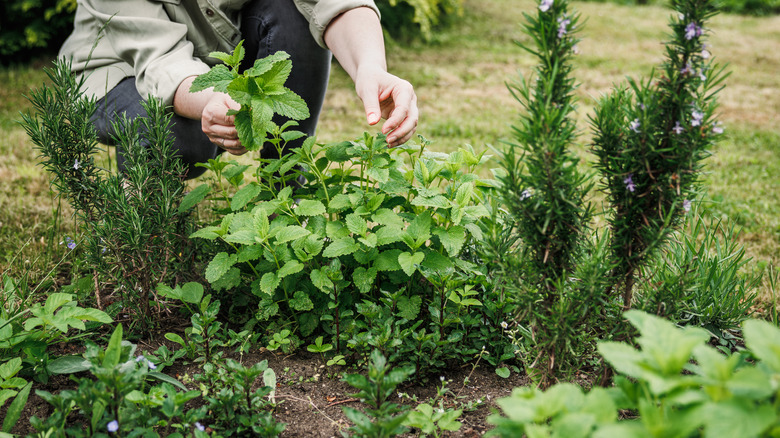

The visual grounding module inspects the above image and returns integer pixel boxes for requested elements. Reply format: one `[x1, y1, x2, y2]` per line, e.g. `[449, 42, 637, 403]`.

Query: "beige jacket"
[59, 0, 379, 106]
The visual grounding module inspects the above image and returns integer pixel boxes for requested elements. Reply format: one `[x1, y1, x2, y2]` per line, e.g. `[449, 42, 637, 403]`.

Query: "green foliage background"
[0, 0, 77, 64]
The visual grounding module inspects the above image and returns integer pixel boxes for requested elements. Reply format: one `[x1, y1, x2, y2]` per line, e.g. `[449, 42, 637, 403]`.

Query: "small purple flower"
[712, 122, 724, 134]
[539, 0, 553, 12]
[195, 422, 206, 431]
[680, 62, 693, 76]
[623, 174, 636, 193]
[701, 44, 711, 59]
[73, 159, 80, 170]
[572, 44, 581, 55]
[62, 236, 76, 250]
[698, 69, 707, 81]
[629, 118, 641, 133]
[672, 121, 684, 135]
[519, 189, 532, 201]
[107, 420, 119, 433]
[557, 17, 571, 38]
[135, 355, 157, 369]
[683, 199, 692, 213]
[691, 110, 704, 127]
[685, 22, 702, 40]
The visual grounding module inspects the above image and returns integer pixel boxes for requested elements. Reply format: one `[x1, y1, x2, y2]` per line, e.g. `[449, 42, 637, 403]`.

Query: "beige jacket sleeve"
[293, 0, 381, 48]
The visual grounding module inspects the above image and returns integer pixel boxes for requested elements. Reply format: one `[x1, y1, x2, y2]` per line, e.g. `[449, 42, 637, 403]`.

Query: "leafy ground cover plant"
[487, 309, 780, 437]
[32, 324, 208, 437]
[187, 45, 516, 374]
[21, 61, 197, 330]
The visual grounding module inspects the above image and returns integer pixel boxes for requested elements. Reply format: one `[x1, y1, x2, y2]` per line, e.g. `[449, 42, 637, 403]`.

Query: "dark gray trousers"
[91, 0, 331, 179]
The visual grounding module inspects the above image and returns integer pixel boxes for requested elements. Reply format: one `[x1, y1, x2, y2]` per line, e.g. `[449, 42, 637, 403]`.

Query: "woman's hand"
[324, 7, 419, 147]
[174, 76, 246, 155]
[355, 66, 419, 147]
[201, 94, 246, 155]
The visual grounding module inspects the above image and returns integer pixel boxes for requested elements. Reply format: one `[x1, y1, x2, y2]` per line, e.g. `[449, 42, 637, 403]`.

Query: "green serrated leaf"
[231, 182, 262, 211]
[205, 252, 238, 284]
[374, 249, 403, 272]
[275, 225, 311, 244]
[190, 64, 234, 93]
[323, 237, 359, 258]
[345, 213, 368, 236]
[310, 269, 334, 293]
[290, 291, 314, 311]
[295, 199, 326, 216]
[271, 90, 310, 120]
[433, 226, 467, 256]
[260, 272, 280, 295]
[353, 267, 377, 294]
[398, 251, 425, 276]
[278, 260, 304, 278]
[178, 183, 210, 213]
[397, 295, 422, 320]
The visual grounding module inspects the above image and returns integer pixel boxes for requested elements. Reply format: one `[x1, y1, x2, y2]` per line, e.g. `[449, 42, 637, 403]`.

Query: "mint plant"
[342, 349, 415, 438]
[488, 310, 780, 437]
[31, 324, 207, 437]
[190, 42, 309, 151]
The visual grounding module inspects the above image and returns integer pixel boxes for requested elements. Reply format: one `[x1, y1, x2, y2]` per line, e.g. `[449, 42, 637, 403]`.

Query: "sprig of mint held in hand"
[190, 41, 310, 151]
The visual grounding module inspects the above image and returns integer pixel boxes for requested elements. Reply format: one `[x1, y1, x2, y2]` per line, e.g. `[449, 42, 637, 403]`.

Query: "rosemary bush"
[21, 61, 196, 330]
[590, 0, 728, 308]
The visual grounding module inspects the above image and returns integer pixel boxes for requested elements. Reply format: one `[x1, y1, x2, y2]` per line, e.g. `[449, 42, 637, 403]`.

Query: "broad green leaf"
[2, 381, 31, 432]
[310, 269, 334, 293]
[743, 319, 780, 372]
[271, 90, 309, 120]
[275, 225, 310, 244]
[296, 200, 326, 216]
[278, 260, 304, 278]
[374, 249, 403, 272]
[326, 220, 350, 239]
[165, 333, 186, 346]
[376, 226, 404, 246]
[398, 251, 425, 276]
[438, 409, 463, 431]
[190, 64, 234, 93]
[260, 58, 293, 89]
[245, 51, 290, 78]
[353, 267, 377, 294]
[231, 182, 262, 211]
[0, 390, 16, 410]
[496, 367, 510, 378]
[179, 282, 204, 304]
[0, 358, 21, 380]
[290, 291, 314, 311]
[397, 295, 422, 320]
[328, 194, 351, 212]
[701, 399, 775, 438]
[366, 167, 390, 183]
[411, 195, 449, 209]
[407, 211, 432, 242]
[44, 293, 73, 314]
[324, 141, 352, 162]
[345, 213, 368, 236]
[189, 225, 222, 240]
[433, 226, 467, 256]
[323, 237, 359, 258]
[372, 208, 405, 228]
[178, 183, 210, 213]
[102, 324, 124, 369]
[205, 252, 238, 284]
[260, 272, 280, 295]
[455, 182, 474, 207]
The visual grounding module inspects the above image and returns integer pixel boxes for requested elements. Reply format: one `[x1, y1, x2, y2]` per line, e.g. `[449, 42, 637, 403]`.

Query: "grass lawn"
[1, 0, 778, 307]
